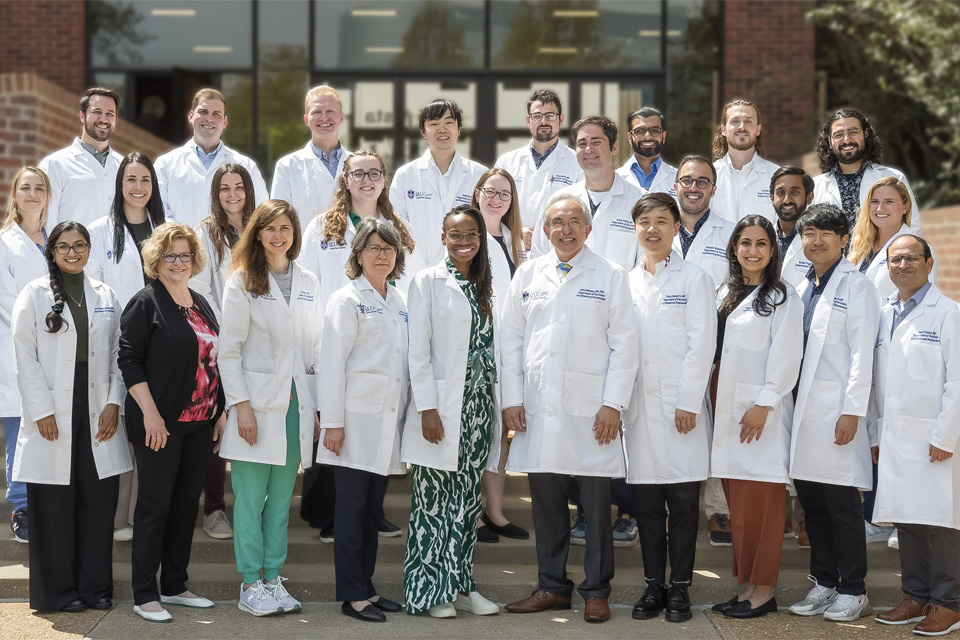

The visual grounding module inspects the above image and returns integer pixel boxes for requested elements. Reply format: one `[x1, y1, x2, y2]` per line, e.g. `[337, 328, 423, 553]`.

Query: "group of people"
[1, 82, 957, 637]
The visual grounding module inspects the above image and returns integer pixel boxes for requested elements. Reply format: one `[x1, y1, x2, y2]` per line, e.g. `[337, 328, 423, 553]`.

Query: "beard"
[775, 202, 806, 223]
[534, 128, 557, 144]
[631, 139, 662, 158]
[84, 120, 111, 142]
[834, 142, 865, 165]
[728, 135, 756, 152]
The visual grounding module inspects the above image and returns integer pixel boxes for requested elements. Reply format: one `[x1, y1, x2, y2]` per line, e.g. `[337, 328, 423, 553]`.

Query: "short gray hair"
[345, 217, 406, 282]
[540, 192, 592, 229]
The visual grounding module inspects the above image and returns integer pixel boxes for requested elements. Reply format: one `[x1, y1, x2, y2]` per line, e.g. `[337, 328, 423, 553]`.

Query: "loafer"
[481, 513, 529, 539]
[341, 600, 386, 622]
[378, 518, 402, 538]
[59, 599, 88, 613]
[477, 525, 500, 544]
[505, 588, 571, 613]
[724, 597, 777, 618]
[711, 595, 741, 614]
[371, 596, 402, 613]
[89, 597, 114, 611]
[428, 603, 457, 618]
[160, 593, 214, 608]
[133, 604, 172, 622]
[584, 597, 610, 623]
[454, 591, 499, 615]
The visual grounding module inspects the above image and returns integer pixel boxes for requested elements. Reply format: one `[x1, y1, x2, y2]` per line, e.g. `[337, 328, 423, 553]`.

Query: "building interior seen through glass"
[89, 0, 720, 179]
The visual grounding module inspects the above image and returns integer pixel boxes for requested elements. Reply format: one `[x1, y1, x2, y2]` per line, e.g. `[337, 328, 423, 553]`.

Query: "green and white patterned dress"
[403, 258, 496, 614]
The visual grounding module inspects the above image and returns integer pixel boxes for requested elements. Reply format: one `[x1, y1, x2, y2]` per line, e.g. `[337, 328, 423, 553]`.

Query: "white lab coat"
[616, 156, 678, 199]
[712, 153, 780, 225]
[500, 246, 638, 477]
[401, 261, 502, 473]
[38, 138, 123, 228]
[780, 233, 809, 292]
[672, 212, 735, 289]
[389, 150, 487, 268]
[189, 221, 233, 320]
[789, 261, 880, 489]
[271, 142, 352, 231]
[712, 285, 804, 483]
[854, 223, 938, 301]
[488, 225, 516, 301]
[813, 163, 922, 234]
[86, 215, 154, 309]
[316, 278, 408, 476]
[531, 175, 644, 270]
[494, 142, 583, 227]
[622, 254, 717, 484]
[0, 224, 50, 416]
[873, 287, 960, 529]
[11, 276, 132, 484]
[217, 264, 322, 467]
[154, 140, 268, 228]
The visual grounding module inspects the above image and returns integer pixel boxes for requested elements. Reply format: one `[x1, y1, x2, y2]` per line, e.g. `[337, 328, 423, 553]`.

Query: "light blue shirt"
[311, 142, 343, 177]
[195, 141, 223, 170]
[630, 156, 662, 191]
[890, 281, 932, 338]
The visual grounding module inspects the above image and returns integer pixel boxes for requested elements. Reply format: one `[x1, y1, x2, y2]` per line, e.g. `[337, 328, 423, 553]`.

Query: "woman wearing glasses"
[12, 221, 131, 612]
[402, 204, 501, 618]
[119, 222, 225, 622]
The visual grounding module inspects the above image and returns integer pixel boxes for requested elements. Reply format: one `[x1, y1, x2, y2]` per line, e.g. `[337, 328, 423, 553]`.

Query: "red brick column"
[921, 207, 960, 303]
[0, 0, 87, 96]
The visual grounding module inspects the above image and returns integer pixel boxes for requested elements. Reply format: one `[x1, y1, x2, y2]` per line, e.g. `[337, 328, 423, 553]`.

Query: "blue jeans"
[2, 417, 28, 512]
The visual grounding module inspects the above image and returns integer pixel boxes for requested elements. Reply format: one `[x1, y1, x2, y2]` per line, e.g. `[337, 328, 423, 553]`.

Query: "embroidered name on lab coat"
[93, 305, 115, 314]
[550, 174, 574, 186]
[912, 330, 941, 344]
[357, 303, 384, 316]
[522, 290, 550, 302]
[576, 288, 606, 301]
[407, 190, 433, 200]
[296, 291, 314, 302]
[609, 218, 636, 233]
[455, 193, 471, 204]
[662, 295, 687, 306]
[703, 246, 726, 259]
[833, 297, 848, 311]
[756, 189, 771, 199]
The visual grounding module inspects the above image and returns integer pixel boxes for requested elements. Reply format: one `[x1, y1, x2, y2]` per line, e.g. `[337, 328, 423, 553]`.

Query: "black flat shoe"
[59, 599, 88, 613]
[371, 596, 402, 613]
[711, 595, 740, 613]
[341, 600, 386, 622]
[723, 596, 777, 619]
[481, 513, 529, 539]
[477, 525, 499, 543]
[89, 597, 113, 611]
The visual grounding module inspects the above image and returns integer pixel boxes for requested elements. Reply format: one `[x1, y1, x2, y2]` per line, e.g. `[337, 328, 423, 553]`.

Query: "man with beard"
[496, 89, 583, 251]
[616, 107, 677, 199]
[711, 99, 780, 225]
[39, 88, 124, 228]
[812, 107, 921, 234]
[772, 166, 816, 290]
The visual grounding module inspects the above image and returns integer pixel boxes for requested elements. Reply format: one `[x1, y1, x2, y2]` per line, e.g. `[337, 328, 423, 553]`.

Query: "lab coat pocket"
[244, 370, 279, 413]
[738, 314, 769, 351]
[807, 378, 843, 422]
[825, 309, 847, 345]
[733, 382, 763, 423]
[906, 344, 941, 382]
[299, 373, 317, 410]
[563, 371, 604, 418]
[659, 308, 686, 343]
[345, 372, 388, 416]
[895, 415, 936, 463]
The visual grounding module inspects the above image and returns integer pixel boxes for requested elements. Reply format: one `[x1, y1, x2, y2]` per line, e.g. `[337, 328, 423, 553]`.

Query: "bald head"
[887, 234, 934, 300]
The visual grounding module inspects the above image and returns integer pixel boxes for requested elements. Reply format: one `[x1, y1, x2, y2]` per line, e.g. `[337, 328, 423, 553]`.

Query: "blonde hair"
[141, 222, 207, 279]
[848, 177, 912, 266]
[191, 88, 228, 114]
[304, 85, 342, 113]
[4, 166, 51, 231]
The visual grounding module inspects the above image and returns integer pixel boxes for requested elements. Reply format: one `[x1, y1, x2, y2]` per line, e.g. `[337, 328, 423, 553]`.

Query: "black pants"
[300, 442, 386, 530]
[632, 481, 701, 585]
[27, 363, 119, 611]
[794, 479, 867, 595]
[528, 473, 613, 599]
[333, 466, 389, 602]
[131, 418, 213, 605]
[569, 477, 635, 517]
[861, 463, 879, 522]
[897, 523, 960, 611]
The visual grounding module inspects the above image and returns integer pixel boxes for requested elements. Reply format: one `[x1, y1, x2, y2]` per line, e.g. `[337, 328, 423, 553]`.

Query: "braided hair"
[44, 221, 90, 333]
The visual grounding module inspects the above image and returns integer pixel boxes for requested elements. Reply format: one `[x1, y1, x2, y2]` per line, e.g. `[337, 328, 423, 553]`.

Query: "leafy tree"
[392, 1, 474, 69]
[87, 0, 154, 66]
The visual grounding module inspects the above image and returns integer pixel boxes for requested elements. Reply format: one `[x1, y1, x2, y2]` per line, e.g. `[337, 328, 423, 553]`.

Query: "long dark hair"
[719, 216, 787, 317]
[44, 221, 91, 333]
[442, 204, 494, 319]
[816, 107, 883, 173]
[110, 152, 164, 263]
[200, 163, 256, 268]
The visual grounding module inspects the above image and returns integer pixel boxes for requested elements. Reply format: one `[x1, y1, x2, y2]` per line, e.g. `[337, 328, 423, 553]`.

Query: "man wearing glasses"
[616, 106, 677, 199]
[495, 89, 582, 252]
[812, 107, 921, 233]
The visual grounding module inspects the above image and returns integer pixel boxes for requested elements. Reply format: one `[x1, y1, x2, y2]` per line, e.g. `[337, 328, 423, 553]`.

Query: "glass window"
[328, 81, 398, 170]
[220, 74, 255, 157]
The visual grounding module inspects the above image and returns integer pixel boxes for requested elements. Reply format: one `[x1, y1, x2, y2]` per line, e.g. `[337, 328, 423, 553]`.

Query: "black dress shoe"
[477, 525, 499, 543]
[481, 513, 530, 539]
[723, 596, 777, 619]
[89, 597, 114, 611]
[378, 518, 402, 538]
[341, 600, 386, 622]
[371, 596, 402, 613]
[632, 583, 667, 620]
[665, 584, 692, 622]
[711, 595, 740, 613]
[59, 599, 88, 613]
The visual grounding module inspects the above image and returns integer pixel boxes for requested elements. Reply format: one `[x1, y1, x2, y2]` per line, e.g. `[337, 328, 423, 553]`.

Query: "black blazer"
[119, 280, 225, 443]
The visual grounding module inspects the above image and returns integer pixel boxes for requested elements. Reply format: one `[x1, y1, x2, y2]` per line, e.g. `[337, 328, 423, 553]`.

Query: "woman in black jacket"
[119, 222, 225, 623]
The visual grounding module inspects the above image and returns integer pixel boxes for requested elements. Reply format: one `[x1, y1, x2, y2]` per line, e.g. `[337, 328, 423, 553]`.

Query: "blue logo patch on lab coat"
[407, 189, 415, 200]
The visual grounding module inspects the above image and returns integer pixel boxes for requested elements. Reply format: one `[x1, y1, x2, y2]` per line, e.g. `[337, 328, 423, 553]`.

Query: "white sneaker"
[264, 576, 301, 613]
[453, 591, 499, 615]
[428, 603, 457, 618]
[161, 593, 214, 608]
[824, 593, 872, 621]
[789, 575, 838, 616]
[133, 604, 172, 622]
[865, 522, 894, 544]
[203, 510, 234, 540]
[888, 528, 900, 549]
[113, 526, 133, 542]
[238, 581, 284, 617]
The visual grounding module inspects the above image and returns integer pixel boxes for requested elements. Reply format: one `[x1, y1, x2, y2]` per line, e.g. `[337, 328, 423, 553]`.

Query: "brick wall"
[920, 206, 960, 302]
[0, 0, 87, 96]
[0, 73, 173, 211]
[722, 0, 816, 163]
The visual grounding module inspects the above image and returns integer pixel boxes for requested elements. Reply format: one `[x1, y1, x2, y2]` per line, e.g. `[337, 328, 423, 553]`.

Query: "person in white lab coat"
[217, 200, 321, 617]
[12, 221, 131, 612]
[872, 235, 960, 635]
[389, 99, 487, 267]
[317, 218, 408, 623]
[86, 151, 165, 543]
[0, 165, 55, 543]
[502, 193, 638, 623]
[494, 89, 582, 247]
[532, 116, 643, 270]
[771, 166, 815, 291]
[153, 88, 267, 228]
[710, 99, 780, 225]
[469, 168, 527, 544]
[623, 193, 717, 623]
[271, 85, 351, 231]
[401, 204, 501, 619]
[616, 106, 678, 199]
[812, 107, 921, 234]
[787, 204, 880, 623]
[709, 216, 803, 619]
[38, 88, 123, 228]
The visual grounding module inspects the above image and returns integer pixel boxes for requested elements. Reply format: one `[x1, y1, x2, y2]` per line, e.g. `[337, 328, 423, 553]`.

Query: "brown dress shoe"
[504, 589, 571, 613]
[914, 604, 960, 635]
[875, 594, 925, 625]
[584, 597, 610, 623]
[797, 521, 810, 548]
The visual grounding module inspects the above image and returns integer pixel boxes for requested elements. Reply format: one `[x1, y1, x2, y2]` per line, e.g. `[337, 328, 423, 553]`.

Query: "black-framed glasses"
[363, 244, 397, 257]
[162, 253, 194, 264]
[528, 112, 559, 123]
[629, 126, 663, 137]
[477, 187, 512, 201]
[445, 231, 481, 242]
[54, 242, 89, 255]
[348, 169, 384, 182]
[677, 176, 715, 189]
[888, 254, 923, 267]
[831, 127, 863, 141]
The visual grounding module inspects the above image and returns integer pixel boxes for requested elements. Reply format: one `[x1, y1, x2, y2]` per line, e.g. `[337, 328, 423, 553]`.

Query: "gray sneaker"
[612, 514, 639, 547]
[823, 593, 872, 622]
[788, 575, 838, 616]
[264, 576, 301, 613]
[570, 513, 586, 546]
[238, 580, 284, 617]
[202, 510, 233, 540]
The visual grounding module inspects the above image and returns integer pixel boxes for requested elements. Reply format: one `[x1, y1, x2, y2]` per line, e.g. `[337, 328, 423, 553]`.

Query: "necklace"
[65, 286, 85, 308]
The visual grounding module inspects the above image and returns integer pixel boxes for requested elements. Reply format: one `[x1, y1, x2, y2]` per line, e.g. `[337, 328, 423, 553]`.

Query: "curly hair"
[199, 163, 256, 269]
[816, 107, 883, 173]
[848, 177, 911, 266]
[712, 99, 764, 161]
[140, 222, 207, 279]
[231, 200, 302, 296]
[719, 216, 787, 318]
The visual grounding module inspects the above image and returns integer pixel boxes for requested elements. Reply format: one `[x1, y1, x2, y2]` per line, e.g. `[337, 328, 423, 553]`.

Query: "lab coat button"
[718, 410, 723, 415]
[390, 407, 396, 413]
[643, 360, 649, 366]
[300, 434, 305, 440]
[90, 383, 95, 388]
[395, 378, 400, 383]
[395, 348, 400, 354]
[94, 442, 99, 447]
[91, 412, 96, 417]
[90, 351, 95, 356]
[723, 348, 729, 354]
